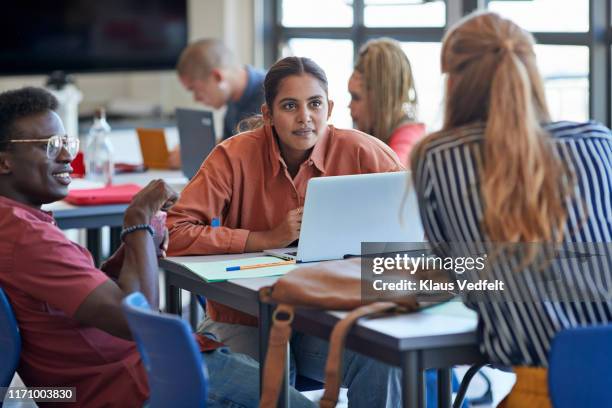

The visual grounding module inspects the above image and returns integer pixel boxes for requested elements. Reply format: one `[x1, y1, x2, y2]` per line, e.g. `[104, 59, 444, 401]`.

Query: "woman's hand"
[269, 207, 303, 247]
[245, 207, 303, 251]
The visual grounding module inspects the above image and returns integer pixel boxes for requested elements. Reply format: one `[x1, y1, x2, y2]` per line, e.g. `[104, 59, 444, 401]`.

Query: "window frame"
[264, 0, 612, 127]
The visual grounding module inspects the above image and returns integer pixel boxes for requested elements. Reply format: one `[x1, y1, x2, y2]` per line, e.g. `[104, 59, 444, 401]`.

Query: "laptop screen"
[175, 108, 216, 179]
[266, 172, 425, 263]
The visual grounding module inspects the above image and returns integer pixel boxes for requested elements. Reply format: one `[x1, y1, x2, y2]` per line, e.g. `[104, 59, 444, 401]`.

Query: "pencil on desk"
[226, 259, 296, 271]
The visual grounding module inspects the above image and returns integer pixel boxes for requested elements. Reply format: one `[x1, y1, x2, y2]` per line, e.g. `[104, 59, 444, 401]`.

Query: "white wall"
[0, 0, 257, 118]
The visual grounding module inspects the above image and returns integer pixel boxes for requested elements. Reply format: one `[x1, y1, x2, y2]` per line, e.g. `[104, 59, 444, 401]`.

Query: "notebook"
[172, 256, 298, 282]
[65, 183, 141, 205]
[265, 171, 425, 263]
[136, 128, 169, 169]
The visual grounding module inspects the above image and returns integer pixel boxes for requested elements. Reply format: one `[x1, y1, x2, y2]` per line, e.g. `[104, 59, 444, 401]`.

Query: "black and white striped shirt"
[413, 121, 612, 367]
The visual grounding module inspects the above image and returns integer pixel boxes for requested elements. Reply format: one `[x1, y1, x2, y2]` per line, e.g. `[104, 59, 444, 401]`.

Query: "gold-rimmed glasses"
[7, 135, 79, 160]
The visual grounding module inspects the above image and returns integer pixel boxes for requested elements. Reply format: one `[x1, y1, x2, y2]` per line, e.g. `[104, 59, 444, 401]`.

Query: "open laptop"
[175, 108, 216, 179]
[264, 171, 425, 263]
[136, 128, 169, 169]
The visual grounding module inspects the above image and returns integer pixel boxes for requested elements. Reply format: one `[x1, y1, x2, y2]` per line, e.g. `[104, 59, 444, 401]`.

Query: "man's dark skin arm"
[99, 244, 125, 280]
[73, 180, 178, 340]
[101, 221, 168, 280]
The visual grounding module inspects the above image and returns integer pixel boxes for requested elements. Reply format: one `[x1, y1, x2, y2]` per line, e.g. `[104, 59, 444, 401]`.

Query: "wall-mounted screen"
[0, 1, 188, 75]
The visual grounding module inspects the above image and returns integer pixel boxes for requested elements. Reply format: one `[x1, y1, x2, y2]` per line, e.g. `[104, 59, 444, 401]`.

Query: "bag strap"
[259, 304, 294, 408]
[259, 302, 401, 408]
[320, 302, 400, 408]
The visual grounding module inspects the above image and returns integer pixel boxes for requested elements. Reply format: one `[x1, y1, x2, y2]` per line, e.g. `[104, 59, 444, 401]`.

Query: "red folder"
[65, 183, 141, 205]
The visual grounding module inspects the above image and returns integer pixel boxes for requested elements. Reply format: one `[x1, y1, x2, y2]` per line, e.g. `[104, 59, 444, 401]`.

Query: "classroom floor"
[301, 366, 516, 407]
[4, 367, 515, 407]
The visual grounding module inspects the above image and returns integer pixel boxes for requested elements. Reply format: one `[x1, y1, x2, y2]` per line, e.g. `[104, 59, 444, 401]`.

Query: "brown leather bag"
[258, 257, 440, 407]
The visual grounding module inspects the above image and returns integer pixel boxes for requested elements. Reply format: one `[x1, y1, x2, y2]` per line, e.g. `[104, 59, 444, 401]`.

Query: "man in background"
[169, 39, 265, 168]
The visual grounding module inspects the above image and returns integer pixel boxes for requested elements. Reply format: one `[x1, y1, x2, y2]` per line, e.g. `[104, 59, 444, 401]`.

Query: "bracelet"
[120, 224, 155, 242]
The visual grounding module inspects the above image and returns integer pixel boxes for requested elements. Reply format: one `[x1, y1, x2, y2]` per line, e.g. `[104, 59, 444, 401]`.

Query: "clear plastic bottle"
[85, 107, 114, 186]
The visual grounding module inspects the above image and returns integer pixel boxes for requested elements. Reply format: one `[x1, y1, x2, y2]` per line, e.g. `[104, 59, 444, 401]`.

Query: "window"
[281, 0, 352, 27]
[273, 0, 448, 132]
[267, 1, 611, 130]
[282, 39, 354, 127]
[365, 0, 446, 27]
[535, 45, 589, 122]
[488, 0, 588, 32]
[400, 42, 444, 129]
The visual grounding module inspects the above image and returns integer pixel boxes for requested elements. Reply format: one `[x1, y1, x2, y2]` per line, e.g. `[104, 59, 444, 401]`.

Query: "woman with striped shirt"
[411, 12, 612, 407]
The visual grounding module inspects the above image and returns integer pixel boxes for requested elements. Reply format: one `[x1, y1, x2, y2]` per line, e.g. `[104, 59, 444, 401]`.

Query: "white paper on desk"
[175, 256, 298, 282]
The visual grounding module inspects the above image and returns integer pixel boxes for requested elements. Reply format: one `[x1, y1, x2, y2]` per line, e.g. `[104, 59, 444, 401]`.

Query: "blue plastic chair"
[122, 292, 208, 408]
[549, 324, 612, 407]
[0, 287, 21, 405]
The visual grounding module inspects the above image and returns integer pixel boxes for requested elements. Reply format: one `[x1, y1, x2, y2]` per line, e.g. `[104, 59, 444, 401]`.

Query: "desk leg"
[110, 227, 122, 253]
[258, 302, 272, 394]
[437, 369, 452, 408]
[189, 294, 200, 330]
[165, 283, 182, 316]
[258, 302, 289, 408]
[86, 229, 102, 266]
[402, 351, 425, 408]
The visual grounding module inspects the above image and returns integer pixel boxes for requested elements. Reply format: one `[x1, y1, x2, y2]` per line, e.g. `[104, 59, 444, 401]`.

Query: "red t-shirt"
[0, 196, 218, 407]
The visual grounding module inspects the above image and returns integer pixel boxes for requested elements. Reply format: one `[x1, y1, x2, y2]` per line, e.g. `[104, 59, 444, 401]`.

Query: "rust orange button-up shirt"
[167, 124, 404, 325]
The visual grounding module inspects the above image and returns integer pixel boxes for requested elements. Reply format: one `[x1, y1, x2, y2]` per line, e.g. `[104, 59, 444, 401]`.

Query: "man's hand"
[156, 227, 169, 258]
[124, 180, 178, 226]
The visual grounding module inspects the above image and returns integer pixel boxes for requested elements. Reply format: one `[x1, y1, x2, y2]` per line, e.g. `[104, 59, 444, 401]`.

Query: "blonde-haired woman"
[411, 12, 612, 407]
[349, 38, 425, 165]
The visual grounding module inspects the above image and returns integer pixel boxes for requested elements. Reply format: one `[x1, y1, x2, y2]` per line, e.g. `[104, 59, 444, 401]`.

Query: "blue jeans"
[204, 336, 402, 408]
[200, 320, 402, 407]
[205, 347, 315, 408]
[290, 333, 402, 408]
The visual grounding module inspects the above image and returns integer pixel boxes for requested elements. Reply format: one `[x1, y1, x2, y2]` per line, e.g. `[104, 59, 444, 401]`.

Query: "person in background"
[168, 56, 404, 407]
[411, 12, 612, 407]
[348, 38, 425, 165]
[0, 87, 314, 407]
[349, 38, 466, 407]
[168, 38, 266, 168]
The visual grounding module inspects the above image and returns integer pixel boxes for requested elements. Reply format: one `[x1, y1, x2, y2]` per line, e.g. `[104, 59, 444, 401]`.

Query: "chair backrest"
[0, 287, 21, 388]
[549, 324, 612, 407]
[122, 292, 208, 408]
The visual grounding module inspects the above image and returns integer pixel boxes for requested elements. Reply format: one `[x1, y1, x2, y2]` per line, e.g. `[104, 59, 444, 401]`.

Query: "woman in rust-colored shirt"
[168, 57, 404, 407]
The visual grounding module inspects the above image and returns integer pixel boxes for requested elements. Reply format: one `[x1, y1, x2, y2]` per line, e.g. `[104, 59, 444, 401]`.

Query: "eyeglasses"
[7, 135, 80, 159]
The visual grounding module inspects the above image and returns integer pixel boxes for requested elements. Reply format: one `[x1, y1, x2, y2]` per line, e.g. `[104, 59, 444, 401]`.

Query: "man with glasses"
[0, 87, 315, 407]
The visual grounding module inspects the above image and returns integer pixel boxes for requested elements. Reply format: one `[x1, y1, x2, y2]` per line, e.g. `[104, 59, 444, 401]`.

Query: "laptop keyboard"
[287, 251, 298, 256]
